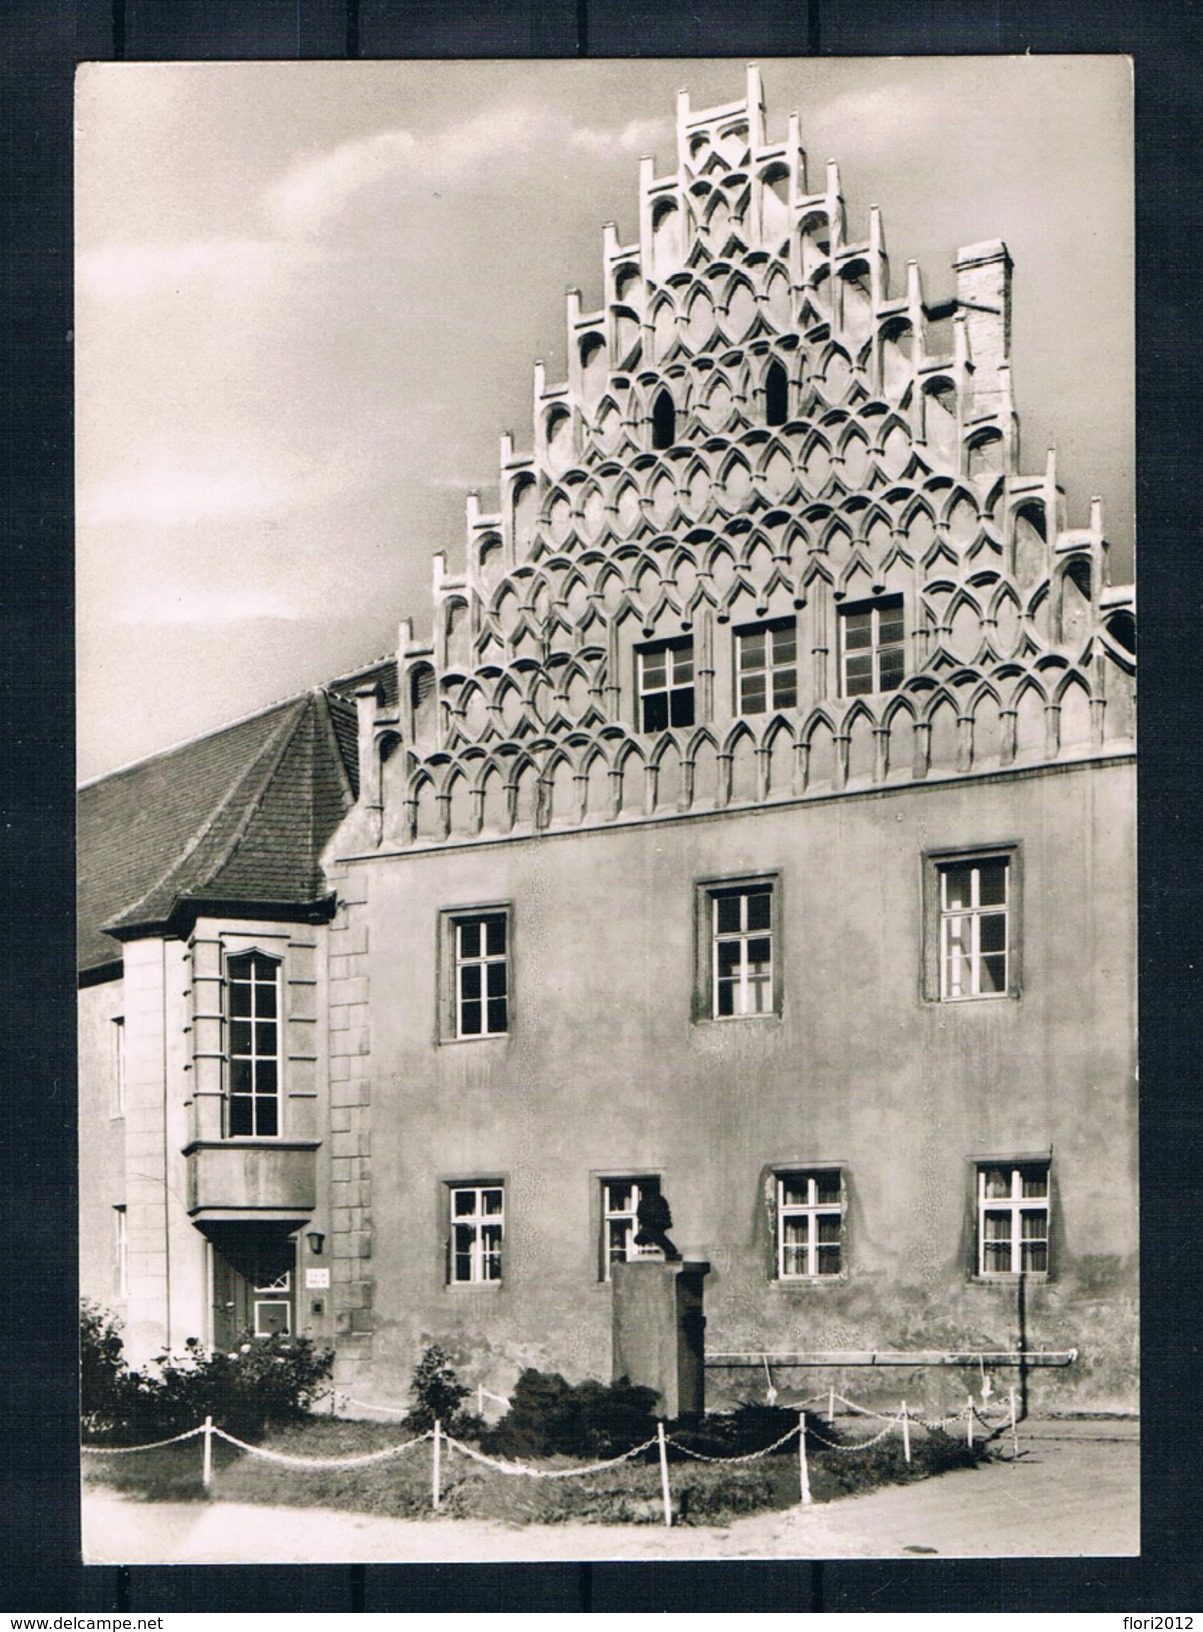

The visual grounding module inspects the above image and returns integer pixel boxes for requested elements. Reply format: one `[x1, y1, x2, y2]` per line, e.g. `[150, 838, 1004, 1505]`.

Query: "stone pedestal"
[611, 1259, 710, 1418]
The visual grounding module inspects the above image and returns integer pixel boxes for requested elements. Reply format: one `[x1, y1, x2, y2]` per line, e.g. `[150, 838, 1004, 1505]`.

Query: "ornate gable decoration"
[359, 66, 1135, 849]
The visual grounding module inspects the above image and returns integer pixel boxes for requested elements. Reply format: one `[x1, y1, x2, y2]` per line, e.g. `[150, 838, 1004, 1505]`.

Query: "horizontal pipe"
[705, 1349, 1078, 1369]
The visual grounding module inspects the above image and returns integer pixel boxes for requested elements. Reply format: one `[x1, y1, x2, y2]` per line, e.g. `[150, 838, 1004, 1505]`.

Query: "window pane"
[453, 1191, 476, 1217]
[746, 936, 771, 967]
[460, 1000, 482, 1035]
[983, 1210, 1012, 1242]
[878, 606, 905, 643]
[741, 674, 767, 713]
[671, 646, 694, 683]
[228, 1096, 253, 1136]
[982, 1168, 1011, 1199]
[1020, 1209, 1048, 1239]
[746, 890, 772, 931]
[643, 692, 668, 732]
[739, 631, 765, 668]
[229, 981, 252, 1016]
[843, 612, 872, 648]
[844, 659, 872, 695]
[460, 965, 482, 999]
[229, 1058, 252, 1096]
[771, 670, 797, 710]
[942, 867, 971, 911]
[879, 649, 905, 690]
[716, 895, 742, 934]
[817, 1213, 841, 1244]
[230, 1020, 253, 1056]
[979, 953, 1007, 994]
[1022, 1241, 1048, 1273]
[668, 688, 695, 728]
[771, 624, 797, 663]
[983, 1241, 1011, 1273]
[607, 1220, 629, 1260]
[257, 1097, 279, 1137]
[255, 981, 277, 1018]
[458, 921, 481, 959]
[255, 1020, 276, 1056]
[814, 1172, 841, 1205]
[979, 912, 1007, 954]
[1021, 1169, 1048, 1198]
[485, 916, 507, 956]
[780, 1177, 807, 1208]
[716, 979, 735, 1016]
[257, 1059, 278, 1095]
[816, 1244, 841, 1274]
[978, 860, 1007, 906]
[486, 997, 508, 1033]
[641, 652, 666, 689]
[486, 962, 507, 997]
[717, 941, 742, 977]
[607, 1181, 633, 1212]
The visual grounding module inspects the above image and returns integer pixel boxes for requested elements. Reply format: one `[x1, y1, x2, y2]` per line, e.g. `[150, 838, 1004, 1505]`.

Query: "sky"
[75, 57, 1133, 783]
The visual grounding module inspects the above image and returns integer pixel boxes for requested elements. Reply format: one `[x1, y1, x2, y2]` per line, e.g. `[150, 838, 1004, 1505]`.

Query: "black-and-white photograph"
[76, 56, 1137, 1565]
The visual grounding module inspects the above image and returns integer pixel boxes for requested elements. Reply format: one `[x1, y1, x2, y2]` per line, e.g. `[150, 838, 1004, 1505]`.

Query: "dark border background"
[4, 0, 1200, 1613]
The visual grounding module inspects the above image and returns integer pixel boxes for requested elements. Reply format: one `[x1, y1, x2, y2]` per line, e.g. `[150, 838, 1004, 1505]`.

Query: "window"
[737, 618, 797, 714]
[939, 856, 1010, 1000]
[777, 1171, 843, 1278]
[253, 1269, 292, 1336]
[652, 387, 676, 449]
[765, 359, 789, 426]
[638, 638, 694, 731]
[111, 1016, 125, 1117]
[453, 913, 509, 1038]
[226, 952, 280, 1137]
[977, 1163, 1050, 1276]
[601, 1176, 662, 1279]
[711, 883, 774, 1018]
[449, 1184, 504, 1284]
[839, 595, 905, 696]
[113, 1206, 127, 1299]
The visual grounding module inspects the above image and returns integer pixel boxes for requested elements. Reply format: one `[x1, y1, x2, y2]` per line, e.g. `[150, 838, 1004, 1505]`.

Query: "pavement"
[81, 1418, 1139, 1564]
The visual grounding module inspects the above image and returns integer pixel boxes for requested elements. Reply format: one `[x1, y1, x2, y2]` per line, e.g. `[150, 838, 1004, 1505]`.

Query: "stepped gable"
[77, 673, 381, 975]
[362, 66, 1136, 849]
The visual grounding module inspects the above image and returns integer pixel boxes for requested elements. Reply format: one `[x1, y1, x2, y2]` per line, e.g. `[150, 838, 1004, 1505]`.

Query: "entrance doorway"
[208, 1228, 297, 1351]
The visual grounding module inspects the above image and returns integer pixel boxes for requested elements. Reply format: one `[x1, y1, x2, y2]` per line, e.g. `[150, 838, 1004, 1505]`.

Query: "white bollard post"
[828, 1385, 835, 1421]
[202, 1416, 213, 1491]
[657, 1421, 672, 1528]
[432, 1419, 442, 1511]
[1009, 1388, 1019, 1457]
[966, 1397, 974, 1449]
[798, 1412, 812, 1506]
[901, 1402, 911, 1465]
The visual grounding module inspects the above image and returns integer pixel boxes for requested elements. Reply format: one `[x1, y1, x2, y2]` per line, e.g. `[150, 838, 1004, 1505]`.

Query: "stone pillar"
[611, 1260, 710, 1419]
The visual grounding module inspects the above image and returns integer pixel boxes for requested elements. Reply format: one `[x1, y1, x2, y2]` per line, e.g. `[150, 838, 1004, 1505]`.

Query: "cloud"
[264, 102, 673, 237]
[76, 238, 281, 304]
[109, 583, 302, 626]
[79, 456, 296, 528]
[568, 116, 672, 159]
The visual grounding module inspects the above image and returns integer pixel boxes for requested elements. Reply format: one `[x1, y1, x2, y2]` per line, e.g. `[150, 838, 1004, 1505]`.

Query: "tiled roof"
[77, 663, 392, 976]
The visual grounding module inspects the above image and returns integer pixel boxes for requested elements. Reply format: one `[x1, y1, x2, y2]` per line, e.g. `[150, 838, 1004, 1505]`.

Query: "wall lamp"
[306, 1230, 325, 1256]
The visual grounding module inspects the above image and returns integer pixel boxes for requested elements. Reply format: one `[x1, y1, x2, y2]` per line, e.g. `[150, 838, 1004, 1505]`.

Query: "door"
[210, 1230, 295, 1350]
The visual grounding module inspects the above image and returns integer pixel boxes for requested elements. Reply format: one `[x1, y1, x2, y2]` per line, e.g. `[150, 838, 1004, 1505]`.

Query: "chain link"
[443, 1432, 660, 1480]
[81, 1425, 206, 1455]
[210, 1426, 433, 1468]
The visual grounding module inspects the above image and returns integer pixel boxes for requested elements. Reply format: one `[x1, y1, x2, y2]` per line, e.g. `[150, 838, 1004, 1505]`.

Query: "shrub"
[669, 1401, 813, 1461]
[407, 1343, 485, 1439]
[80, 1300, 133, 1429]
[484, 1369, 659, 1461]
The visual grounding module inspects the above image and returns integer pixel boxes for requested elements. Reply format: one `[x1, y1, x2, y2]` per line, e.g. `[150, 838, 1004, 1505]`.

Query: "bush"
[407, 1343, 469, 1433]
[80, 1301, 334, 1445]
[669, 1401, 814, 1461]
[484, 1369, 660, 1461]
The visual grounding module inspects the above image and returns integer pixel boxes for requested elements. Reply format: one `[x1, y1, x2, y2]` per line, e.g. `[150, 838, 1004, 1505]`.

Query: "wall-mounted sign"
[305, 1267, 331, 1289]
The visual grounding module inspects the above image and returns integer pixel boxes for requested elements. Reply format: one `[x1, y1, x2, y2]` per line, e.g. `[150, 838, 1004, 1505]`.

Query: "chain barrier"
[665, 1421, 801, 1463]
[209, 1425, 433, 1468]
[443, 1432, 661, 1480]
[342, 1397, 410, 1417]
[81, 1425, 206, 1455]
[806, 1417, 901, 1453]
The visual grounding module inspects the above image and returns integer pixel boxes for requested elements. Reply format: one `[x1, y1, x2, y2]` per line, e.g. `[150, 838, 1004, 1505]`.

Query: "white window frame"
[939, 857, 1010, 1001]
[600, 1176, 663, 1280]
[113, 1205, 128, 1299]
[839, 595, 905, 697]
[711, 884, 774, 1018]
[637, 637, 695, 732]
[976, 1163, 1050, 1277]
[777, 1171, 843, 1279]
[736, 618, 798, 716]
[449, 1184, 505, 1284]
[453, 913, 509, 1039]
[225, 951, 283, 1138]
[111, 1016, 125, 1117]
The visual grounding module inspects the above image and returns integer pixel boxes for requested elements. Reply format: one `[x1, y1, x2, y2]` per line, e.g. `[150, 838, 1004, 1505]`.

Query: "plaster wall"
[348, 754, 1137, 1412]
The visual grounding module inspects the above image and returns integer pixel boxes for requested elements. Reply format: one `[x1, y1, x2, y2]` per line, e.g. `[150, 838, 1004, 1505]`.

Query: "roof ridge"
[107, 696, 310, 929]
[78, 653, 396, 790]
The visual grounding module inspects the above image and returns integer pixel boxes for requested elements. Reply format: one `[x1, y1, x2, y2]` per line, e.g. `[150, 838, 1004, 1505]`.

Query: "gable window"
[453, 912, 509, 1038]
[777, 1171, 843, 1278]
[940, 856, 1010, 1000]
[638, 638, 694, 731]
[839, 595, 904, 696]
[710, 882, 774, 1018]
[977, 1162, 1050, 1276]
[226, 951, 280, 1137]
[600, 1176, 663, 1279]
[449, 1184, 504, 1284]
[737, 618, 797, 714]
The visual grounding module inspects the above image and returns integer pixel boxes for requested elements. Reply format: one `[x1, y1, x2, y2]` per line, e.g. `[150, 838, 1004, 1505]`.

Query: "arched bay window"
[226, 952, 281, 1137]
